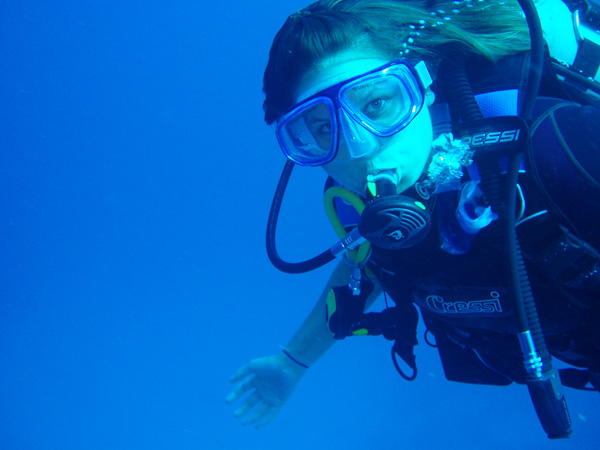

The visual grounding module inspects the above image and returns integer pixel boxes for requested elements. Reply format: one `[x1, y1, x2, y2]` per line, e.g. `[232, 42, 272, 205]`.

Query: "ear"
[425, 88, 436, 106]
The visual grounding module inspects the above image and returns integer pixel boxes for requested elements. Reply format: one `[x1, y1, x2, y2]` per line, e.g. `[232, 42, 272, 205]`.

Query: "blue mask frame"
[276, 59, 431, 166]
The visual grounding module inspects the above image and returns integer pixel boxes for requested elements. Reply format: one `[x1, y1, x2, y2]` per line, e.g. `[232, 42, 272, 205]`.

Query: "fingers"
[254, 406, 280, 429]
[229, 364, 251, 383]
[240, 402, 280, 429]
[227, 381, 281, 429]
[233, 392, 261, 418]
[226, 357, 285, 429]
[225, 373, 254, 404]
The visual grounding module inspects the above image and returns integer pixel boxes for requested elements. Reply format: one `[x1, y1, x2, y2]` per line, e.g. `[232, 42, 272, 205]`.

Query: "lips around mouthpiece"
[366, 170, 400, 197]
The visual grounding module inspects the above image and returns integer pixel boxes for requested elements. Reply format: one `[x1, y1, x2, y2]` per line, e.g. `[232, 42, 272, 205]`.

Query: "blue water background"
[1, 1, 598, 449]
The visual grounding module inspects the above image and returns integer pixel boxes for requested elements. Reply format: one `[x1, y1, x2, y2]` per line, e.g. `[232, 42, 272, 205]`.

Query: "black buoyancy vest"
[366, 52, 600, 382]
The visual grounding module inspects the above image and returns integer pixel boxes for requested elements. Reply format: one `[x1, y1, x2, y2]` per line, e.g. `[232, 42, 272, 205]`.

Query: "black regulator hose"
[266, 160, 336, 273]
[517, 0, 545, 121]
[443, 0, 571, 438]
[515, 0, 572, 439]
[505, 154, 571, 440]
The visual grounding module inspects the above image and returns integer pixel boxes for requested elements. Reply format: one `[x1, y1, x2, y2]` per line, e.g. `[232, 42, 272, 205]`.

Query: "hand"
[225, 352, 307, 428]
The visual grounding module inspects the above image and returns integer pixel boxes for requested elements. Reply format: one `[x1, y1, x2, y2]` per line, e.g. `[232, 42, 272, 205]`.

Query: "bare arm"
[226, 258, 381, 428]
[283, 259, 382, 367]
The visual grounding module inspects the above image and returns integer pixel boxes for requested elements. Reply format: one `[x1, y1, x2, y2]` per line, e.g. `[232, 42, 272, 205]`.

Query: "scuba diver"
[226, 0, 600, 438]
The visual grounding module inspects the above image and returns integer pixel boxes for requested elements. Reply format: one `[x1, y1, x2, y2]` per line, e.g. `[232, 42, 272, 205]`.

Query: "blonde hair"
[263, 0, 530, 123]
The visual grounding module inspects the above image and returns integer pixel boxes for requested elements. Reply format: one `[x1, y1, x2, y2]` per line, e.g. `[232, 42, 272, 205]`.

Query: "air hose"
[266, 160, 337, 273]
[266, 160, 370, 273]
[516, 0, 572, 438]
[322, 186, 371, 265]
[442, 0, 571, 438]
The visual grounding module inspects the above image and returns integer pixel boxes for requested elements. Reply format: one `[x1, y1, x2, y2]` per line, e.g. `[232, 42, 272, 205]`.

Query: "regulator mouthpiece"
[366, 170, 400, 197]
[359, 170, 432, 250]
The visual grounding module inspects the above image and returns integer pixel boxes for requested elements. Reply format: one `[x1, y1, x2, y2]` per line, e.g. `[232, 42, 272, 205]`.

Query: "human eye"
[304, 118, 332, 150]
[303, 103, 332, 135]
[305, 118, 331, 138]
[346, 78, 403, 120]
[316, 121, 331, 136]
[363, 97, 389, 118]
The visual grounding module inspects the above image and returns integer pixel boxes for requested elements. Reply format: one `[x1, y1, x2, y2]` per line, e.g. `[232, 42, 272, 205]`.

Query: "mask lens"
[276, 98, 337, 165]
[339, 63, 423, 136]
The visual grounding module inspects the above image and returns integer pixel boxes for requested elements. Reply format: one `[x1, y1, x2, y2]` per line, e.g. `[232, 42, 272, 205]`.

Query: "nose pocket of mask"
[339, 109, 379, 159]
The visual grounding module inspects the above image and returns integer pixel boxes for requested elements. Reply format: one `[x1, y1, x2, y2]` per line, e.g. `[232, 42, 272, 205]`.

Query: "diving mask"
[276, 59, 433, 166]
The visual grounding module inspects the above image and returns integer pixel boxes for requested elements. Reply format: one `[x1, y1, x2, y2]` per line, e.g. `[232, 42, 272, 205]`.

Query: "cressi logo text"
[426, 291, 503, 314]
[462, 129, 521, 147]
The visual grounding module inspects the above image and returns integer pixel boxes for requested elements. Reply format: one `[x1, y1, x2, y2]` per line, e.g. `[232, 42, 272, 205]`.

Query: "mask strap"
[414, 60, 433, 89]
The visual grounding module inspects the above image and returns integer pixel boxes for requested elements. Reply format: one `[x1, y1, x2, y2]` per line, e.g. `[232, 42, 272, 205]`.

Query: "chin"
[340, 181, 366, 196]
[349, 184, 366, 196]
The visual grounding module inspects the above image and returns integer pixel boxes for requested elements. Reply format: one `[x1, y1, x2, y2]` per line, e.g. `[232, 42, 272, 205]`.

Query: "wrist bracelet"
[282, 349, 309, 369]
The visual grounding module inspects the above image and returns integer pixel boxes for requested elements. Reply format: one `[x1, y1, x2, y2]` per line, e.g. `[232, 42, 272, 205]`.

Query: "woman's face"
[294, 49, 435, 195]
